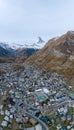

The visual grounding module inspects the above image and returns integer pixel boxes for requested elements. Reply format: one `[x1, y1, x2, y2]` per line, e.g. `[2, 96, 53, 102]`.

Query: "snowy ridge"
[10, 37, 45, 49]
[0, 37, 45, 50]
[0, 42, 11, 50]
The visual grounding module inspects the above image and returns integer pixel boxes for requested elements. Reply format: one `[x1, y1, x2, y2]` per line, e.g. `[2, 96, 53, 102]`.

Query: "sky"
[0, 0, 74, 43]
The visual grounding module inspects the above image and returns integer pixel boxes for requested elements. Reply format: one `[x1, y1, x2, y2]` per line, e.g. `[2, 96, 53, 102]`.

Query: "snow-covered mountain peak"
[0, 42, 11, 50]
[32, 36, 45, 49]
[0, 37, 45, 50]
[8, 37, 45, 49]
[36, 36, 45, 44]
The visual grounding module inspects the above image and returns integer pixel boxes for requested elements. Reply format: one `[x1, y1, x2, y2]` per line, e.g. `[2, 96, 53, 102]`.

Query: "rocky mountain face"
[0, 42, 16, 63]
[0, 42, 15, 56]
[27, 31, 74, 85]
[0, 44, 38, 63]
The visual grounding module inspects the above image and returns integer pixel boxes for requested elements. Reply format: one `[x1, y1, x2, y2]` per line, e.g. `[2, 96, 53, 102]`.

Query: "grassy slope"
[26, 33, 74, 85]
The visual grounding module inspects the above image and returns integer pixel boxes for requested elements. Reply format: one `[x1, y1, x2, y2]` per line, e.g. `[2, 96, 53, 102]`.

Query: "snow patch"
[53, 49, 64, 57]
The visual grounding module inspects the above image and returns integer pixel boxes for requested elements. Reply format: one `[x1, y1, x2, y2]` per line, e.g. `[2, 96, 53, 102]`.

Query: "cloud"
[0, 0, 74, 42]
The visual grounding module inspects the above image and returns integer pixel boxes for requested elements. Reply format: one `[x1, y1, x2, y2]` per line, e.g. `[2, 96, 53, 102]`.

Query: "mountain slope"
[27, 31, 74, 85]
[15, 48, 38, 62]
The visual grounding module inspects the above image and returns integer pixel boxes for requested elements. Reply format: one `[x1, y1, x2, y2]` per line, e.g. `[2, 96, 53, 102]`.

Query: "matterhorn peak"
[36, 36, 45, 44]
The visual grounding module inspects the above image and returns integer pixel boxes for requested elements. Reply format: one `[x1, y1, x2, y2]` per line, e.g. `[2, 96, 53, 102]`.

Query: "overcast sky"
[0, 0, 74, 43]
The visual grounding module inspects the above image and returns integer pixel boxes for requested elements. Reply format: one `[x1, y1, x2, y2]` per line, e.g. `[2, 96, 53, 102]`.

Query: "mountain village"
[0, 63, 74, 130]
